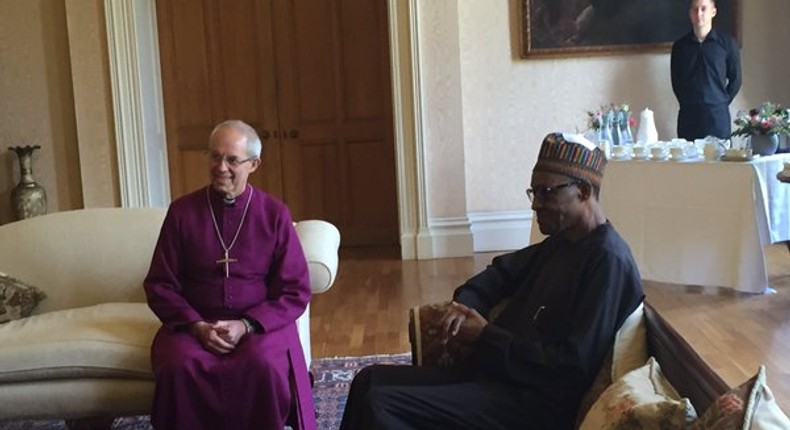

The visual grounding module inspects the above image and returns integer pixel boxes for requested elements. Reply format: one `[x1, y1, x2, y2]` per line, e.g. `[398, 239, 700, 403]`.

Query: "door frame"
[104, 0, 428, 259]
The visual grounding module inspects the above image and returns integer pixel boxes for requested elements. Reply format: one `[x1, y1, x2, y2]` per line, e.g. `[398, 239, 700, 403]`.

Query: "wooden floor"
[309, 244, 790, 410]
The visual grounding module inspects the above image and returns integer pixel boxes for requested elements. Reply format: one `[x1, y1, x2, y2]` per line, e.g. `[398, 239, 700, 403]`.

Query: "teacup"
[632, 145, 647, 158]
[669, 147, 684, 160]
[703, 142, 723, 161]
[650, 146, 668, 159]
[684, 143, 701, 158]
[612, 145, 630, 159]
[724, 148, 751, 159]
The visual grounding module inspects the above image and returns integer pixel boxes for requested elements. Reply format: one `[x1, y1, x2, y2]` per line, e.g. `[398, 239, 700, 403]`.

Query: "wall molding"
[104, 0, 169, 208]
[417, 216, 474, 259]
[468, 210, 533, 252]
[105, 0, 147, 207]
[412, 211, 533, 258]
[388, 0, 426, 260]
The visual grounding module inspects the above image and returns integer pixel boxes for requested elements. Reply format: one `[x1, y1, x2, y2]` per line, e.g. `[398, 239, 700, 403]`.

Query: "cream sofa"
[0, 208, 339, 423]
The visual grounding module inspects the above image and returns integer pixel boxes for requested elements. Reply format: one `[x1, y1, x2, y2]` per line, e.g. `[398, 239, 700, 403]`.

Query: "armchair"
[408, 301, 729, 427]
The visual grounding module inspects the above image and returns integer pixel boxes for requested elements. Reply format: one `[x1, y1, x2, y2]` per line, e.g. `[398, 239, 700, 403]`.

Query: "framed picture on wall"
[521, 0, 740, 58]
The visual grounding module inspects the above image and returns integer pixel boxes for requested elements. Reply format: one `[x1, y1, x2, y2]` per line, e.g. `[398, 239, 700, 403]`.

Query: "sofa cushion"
[0, 271, 46, 324]
[611, 302, 647, 381]
[579, 357, 697, 430]
[0, 303, 159, 382]
[691, 365, 790, 430]
[575, 302, 647, 426]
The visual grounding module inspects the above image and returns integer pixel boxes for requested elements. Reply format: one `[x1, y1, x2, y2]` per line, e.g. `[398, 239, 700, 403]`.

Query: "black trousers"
[339, 364, 570, 430]
[677, 103, 731, 141]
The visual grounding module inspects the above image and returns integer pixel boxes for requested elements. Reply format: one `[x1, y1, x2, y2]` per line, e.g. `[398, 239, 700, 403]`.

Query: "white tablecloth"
[530, 154, 790, 293]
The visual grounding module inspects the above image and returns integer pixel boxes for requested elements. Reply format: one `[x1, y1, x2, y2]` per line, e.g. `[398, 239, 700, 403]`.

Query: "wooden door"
[156, 0, 283, 199]
[157, 0, 399, 247]
[271, 0, 398, 246]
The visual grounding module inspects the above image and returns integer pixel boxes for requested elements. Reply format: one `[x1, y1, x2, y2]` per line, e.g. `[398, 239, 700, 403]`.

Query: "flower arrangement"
[587, 107, 605, 131]
[586, 104, 636, 131]
[731, 102, 790, 137]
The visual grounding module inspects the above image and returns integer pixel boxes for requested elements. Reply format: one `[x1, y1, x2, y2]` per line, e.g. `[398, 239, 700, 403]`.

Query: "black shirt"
[671, 28, 741, 107]
[453, 222, 644, 412]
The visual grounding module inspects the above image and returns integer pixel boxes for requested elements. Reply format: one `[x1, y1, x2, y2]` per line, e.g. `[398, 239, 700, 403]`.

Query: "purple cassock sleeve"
[243, 209, 311, 333]
[144, 207, 204, 328]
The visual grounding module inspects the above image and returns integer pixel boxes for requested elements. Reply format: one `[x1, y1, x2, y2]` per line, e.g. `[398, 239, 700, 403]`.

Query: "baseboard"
[416, 217, 474, 259]
[468, 210, 533, 252]
[400, 211, 534, 258]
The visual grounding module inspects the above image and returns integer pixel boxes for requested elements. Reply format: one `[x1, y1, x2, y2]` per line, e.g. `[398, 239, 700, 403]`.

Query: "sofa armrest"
[644, 302, 729, 413]
[294, 220, 340, 294]
[409, 302, 473, 367]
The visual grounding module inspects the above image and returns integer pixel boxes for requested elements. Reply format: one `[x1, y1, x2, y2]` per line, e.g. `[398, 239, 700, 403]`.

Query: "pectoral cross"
[216, 250, 238, 278]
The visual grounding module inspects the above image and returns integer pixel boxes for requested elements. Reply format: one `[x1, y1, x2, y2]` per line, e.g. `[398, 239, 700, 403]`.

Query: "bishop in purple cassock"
[144, 120, 316, 430]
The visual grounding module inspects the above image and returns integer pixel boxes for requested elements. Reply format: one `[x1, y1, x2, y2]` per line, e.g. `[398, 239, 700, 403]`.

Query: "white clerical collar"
[208, 185, 249, 207]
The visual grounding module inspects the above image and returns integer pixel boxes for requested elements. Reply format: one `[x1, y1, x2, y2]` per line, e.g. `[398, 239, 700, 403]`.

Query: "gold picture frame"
[521, 0, 740, 58]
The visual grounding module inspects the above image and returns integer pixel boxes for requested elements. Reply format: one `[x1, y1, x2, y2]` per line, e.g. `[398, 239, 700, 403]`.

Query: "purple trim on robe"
[144, 186, 316, 430]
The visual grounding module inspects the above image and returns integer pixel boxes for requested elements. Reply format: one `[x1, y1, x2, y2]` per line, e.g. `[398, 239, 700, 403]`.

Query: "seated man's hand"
[189, 321, 236, 355]
[211, 320, 247, 346]
[440, 301, 488, 345]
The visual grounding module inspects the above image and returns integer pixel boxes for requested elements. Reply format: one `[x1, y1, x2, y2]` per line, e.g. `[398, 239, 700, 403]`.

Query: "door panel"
[157, 0, 398, 246]
[157, 0, 283, 199]
[273, 0, 397, 246]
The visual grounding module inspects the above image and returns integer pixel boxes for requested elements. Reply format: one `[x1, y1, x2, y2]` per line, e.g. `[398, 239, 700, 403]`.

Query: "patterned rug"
[0, 352, 410, 430]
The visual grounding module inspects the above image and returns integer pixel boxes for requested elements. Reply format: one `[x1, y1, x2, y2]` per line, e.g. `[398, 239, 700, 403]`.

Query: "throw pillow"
[690, 365, 790, 430]
[0, 271, 46, 324]
[612, 302, 647, 381]
[579, 357, 697, 430]
[575, 302, 647, 427]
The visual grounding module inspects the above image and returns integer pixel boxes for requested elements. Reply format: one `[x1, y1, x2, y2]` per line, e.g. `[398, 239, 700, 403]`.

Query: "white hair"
[210, 120, 262, 158]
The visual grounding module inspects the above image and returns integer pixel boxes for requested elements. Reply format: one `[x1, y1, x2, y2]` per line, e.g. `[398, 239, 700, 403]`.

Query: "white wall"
[416, 0, 790, 254]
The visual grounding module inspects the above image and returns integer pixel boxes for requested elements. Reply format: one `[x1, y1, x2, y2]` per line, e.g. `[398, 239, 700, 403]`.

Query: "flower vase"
[749, 134, 779, 156]
[9, 145, 47, 220]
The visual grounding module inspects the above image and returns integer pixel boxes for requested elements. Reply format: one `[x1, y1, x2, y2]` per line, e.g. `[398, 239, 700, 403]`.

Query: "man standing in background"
[671, 0, 741, 140]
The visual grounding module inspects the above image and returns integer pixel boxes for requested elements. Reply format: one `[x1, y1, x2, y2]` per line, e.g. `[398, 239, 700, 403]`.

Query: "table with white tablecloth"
[530, 154, 790, 293]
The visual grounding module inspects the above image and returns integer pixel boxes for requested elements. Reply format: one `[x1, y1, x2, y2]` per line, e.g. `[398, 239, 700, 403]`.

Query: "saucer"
[650, 154, 669, 161]
[721, 154, 754, 162]
[632, 153, 649, 160]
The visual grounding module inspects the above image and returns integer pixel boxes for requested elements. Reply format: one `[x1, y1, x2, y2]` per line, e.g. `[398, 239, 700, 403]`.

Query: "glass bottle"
[605, 110, 618, 146]
[620, 111, 634, 146]
[599, 112, 614, 146]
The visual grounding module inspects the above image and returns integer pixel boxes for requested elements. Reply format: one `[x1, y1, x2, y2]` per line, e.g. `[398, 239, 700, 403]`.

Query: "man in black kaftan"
[340, 133, 644, 430]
